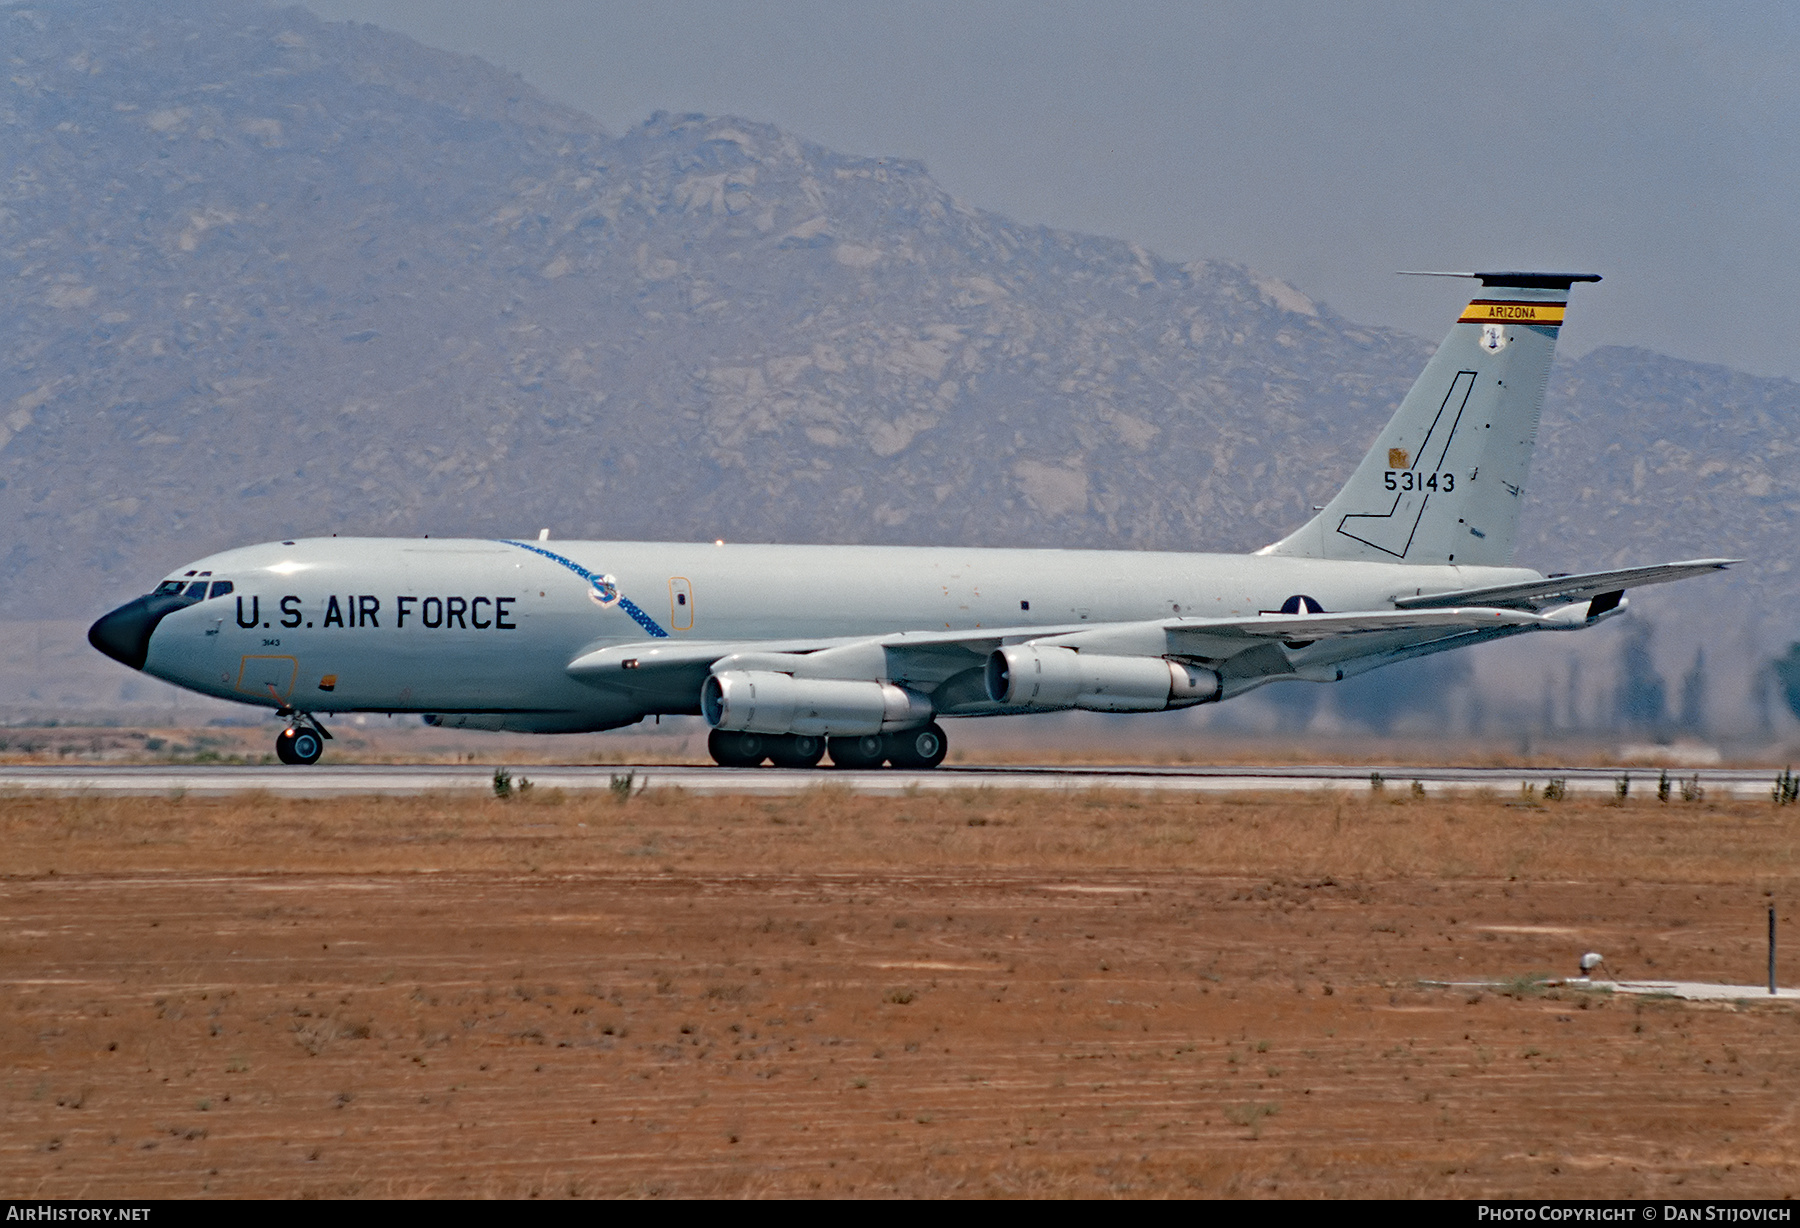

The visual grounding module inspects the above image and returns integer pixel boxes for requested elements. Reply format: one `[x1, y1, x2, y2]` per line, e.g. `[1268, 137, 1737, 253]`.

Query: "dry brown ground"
[5, 787, 1800, 1198]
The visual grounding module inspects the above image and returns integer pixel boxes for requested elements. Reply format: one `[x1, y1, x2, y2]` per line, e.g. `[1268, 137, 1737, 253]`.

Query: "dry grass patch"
[8, 786, 1800, 1197]
[3, 789, 1799, 886]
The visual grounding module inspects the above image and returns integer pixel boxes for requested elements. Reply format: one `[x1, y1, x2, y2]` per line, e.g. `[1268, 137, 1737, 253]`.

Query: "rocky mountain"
[1529, 348, 1796, 591]
[1, 0, 1437, 612]
[2, 0, 1794, 732]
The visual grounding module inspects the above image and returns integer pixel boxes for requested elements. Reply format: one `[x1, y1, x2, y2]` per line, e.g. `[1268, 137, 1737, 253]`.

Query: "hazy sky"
[306, 1, 1800, 380]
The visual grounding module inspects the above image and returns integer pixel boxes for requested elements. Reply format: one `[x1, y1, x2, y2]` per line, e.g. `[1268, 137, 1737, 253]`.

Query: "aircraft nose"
[87, 593, 190, 671]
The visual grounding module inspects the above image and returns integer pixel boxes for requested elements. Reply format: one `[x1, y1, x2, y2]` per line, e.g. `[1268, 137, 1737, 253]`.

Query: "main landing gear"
[707, 724, 948, 770]
[882, 724, 949, 770]
[706, 730, 827, 768]
[274, 713, 331, 765]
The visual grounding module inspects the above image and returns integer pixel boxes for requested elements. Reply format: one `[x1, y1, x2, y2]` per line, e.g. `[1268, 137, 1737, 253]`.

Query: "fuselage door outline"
[669, 577, 694, 632]
[236, 654, 298, 700]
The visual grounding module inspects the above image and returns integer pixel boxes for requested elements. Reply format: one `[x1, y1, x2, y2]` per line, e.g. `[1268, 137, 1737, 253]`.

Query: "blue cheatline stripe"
[497, 540, 670, 638]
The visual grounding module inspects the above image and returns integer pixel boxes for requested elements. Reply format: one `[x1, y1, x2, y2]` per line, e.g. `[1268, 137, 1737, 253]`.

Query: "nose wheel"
[275, 717, 329, 765]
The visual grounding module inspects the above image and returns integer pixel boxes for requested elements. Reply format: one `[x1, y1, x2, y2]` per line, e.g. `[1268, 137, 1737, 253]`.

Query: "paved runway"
[1, 761, 1788, 798]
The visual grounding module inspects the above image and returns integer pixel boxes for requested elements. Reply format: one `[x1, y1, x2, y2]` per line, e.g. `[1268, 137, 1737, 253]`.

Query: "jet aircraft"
[89, 271, 1733, 767]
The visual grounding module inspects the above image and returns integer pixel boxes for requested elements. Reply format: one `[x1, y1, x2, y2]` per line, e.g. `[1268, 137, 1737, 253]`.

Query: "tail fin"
[1262, 271, 1599, 566]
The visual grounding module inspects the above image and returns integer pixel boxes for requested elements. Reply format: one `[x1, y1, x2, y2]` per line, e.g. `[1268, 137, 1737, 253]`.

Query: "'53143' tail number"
[1385, 470, 1455, 493]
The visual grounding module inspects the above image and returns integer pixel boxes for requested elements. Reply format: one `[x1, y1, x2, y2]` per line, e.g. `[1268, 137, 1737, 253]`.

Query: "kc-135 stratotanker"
[89, 272, 1734, 767]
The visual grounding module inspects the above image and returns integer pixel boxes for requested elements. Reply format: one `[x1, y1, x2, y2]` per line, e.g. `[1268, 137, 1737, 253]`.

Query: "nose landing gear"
[274, 713, 331, 765]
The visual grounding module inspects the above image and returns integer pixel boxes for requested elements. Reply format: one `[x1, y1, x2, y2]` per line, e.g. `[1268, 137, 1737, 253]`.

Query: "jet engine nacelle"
[984, 645, 1220, 712]
[702, 670, 933, 736]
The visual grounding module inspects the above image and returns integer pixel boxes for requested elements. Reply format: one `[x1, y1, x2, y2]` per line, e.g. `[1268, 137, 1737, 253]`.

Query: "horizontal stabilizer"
[1397, 270, 1602, 290]
[1392, 559, 1739, 611]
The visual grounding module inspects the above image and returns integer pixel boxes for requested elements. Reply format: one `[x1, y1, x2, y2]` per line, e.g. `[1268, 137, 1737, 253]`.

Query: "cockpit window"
[185, 581, 210, 598]
[208, 580, 233, 598]
[154, 580, 187, 596]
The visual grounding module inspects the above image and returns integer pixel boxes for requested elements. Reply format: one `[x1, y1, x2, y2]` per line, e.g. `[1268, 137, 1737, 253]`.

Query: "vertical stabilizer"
[1262, 271, 1598, 566]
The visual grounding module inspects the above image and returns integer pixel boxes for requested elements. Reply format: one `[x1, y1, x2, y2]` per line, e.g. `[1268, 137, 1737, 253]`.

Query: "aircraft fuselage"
[121, 536, 1536, 729]
[87, 273, 1732, 766]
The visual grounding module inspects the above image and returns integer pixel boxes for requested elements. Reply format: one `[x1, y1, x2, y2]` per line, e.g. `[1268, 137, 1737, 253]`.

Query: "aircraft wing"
[567, 608, 1554, 696]
[1391, 558, 1739, 611]
[563, 623, 1102, 679]
[1162, 606, 1548, 640]
[893, 606, 1552, 652]
[568, 637, 851, 677]
[1028, 606, 1556, 663]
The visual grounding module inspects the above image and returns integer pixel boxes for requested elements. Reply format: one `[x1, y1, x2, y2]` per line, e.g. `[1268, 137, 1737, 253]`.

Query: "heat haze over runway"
[2, 762, 1782, 799]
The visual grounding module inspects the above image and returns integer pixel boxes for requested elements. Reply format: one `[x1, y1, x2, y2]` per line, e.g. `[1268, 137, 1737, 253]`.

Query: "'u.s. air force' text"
[234, 595, 518, 630]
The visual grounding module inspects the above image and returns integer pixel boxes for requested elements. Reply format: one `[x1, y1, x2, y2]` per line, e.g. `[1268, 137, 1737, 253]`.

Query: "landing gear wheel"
[767, 733, 826, 769]
[708, 728, 770, 768]
[827, 733, 887, 770]
[276, 725, 324, 766]
[885, 723, 948, 770]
